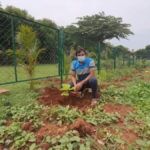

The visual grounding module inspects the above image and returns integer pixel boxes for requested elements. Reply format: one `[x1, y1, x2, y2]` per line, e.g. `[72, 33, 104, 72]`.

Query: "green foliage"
[47, 106, 81, 125]
[43, 105, 118, 126]
[60, 84, 75, 96]
[135, 45, 150, 60]
[83, 105, 119, 125]
[5, 5, 34, 19]
[44, 130, 91, 150]
[16, 24, 44, 89]
[124, 82, 150, 101]
[0, 123, 36, 149]
[64, 47, 75, 79]
[75, 12, 133, 42]
[98, 67, 134, 81]
[2, 104, 43, 128]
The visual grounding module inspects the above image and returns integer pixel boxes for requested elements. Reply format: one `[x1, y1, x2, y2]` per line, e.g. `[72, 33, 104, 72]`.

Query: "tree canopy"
[5, 6, 34, 20]
[74, 12, 133, 42]
[135, 45, 150, 59]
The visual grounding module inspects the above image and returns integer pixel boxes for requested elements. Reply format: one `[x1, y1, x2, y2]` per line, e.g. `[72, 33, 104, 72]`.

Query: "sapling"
[60, 84, 74, 96]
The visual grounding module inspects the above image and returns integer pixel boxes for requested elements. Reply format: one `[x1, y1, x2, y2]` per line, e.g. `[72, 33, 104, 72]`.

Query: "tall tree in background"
[135, 45, 150, 59]
[5, 6, 34, 20]
[36, 19, 58, 63]
[75, 12, 133, 43]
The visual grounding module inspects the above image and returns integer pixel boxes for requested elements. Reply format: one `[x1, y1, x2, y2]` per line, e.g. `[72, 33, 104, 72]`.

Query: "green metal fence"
[0, 11, 63, 85]
[0, 10, 139, 85]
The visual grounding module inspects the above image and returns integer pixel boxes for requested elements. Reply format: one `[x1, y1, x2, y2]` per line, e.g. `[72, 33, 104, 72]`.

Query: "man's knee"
[89, 77, 97, 85]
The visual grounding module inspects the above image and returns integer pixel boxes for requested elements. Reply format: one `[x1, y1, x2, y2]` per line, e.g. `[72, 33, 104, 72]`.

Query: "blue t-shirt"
[71, 57, 96, 81]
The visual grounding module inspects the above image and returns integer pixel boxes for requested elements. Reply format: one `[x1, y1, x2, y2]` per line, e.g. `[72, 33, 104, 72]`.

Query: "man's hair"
[75, 48, 87, 56]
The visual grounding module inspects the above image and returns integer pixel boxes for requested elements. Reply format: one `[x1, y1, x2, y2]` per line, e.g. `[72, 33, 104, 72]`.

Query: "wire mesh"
[0, 11, 59, 85]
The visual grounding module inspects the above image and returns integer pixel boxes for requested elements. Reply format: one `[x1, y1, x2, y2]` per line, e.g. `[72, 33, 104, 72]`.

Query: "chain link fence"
[0, 10, 141, 85]
[0, 11, 60, 85]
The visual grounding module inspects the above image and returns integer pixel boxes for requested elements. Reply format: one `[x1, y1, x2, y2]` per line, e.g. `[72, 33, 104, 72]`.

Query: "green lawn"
[0, 64, 59, 84]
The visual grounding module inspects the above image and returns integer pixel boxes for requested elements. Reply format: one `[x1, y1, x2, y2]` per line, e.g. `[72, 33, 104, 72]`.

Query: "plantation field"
[0, 67, 150, 149]
[0, 64, 59, 84]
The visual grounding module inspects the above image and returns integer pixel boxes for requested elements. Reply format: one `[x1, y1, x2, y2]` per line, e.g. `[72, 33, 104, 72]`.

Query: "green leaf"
[61, 92, 69, 96]
[29, 143, 37, 150]
[67, 143, 73, 150]
[46, 136, 51, 143]
[136, 139, 147, 146]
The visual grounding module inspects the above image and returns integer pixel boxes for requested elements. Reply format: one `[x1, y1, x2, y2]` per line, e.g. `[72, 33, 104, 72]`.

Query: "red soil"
[21, 122, 35, 132]
[0, 145, 3, 150]
[36, 124, 68, 143]
[36, 118, 95, 143]
[38, 87, 93, 109]
[69, 118, 96, 136]
[103, 103, 133, 117]
[122, 129, 138, 144]
[39, 143, 50, 150]
[102, 103, 139, 144]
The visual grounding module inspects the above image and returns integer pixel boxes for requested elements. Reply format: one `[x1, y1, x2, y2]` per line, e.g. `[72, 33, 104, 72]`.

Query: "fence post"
[113, 48, 116, 69]
[122, 56, 125, 66]
[83, 38, 86, 48]
[58, 29, 64, 85]
[97, 42, 101, 74]
[132, 54, 135, 65]
[57, 30, 61, 76]
[11, 17, 18, 82]
[128, 56, 131, 67]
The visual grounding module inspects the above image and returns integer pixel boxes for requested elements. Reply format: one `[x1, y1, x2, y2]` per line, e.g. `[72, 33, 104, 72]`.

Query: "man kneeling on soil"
[70, 48, 99, 105]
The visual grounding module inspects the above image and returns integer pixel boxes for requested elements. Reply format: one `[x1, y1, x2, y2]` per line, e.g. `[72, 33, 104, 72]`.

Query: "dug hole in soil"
[38, 87, 96, 109]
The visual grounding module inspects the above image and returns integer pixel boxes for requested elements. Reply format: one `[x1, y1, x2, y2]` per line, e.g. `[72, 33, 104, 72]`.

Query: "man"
[70, 48, 99, 105]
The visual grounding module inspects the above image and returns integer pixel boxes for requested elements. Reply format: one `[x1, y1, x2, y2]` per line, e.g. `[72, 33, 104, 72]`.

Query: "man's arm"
[75, 59, 96, 90]
[70, 60, 77, 87]
[81, 69, 95, 84]
[70, 71, 77, 86]
[75, 69, 95, 91]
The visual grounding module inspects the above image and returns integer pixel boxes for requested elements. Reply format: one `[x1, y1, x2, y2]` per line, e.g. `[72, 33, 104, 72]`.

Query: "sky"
[1, 0, 150, 50]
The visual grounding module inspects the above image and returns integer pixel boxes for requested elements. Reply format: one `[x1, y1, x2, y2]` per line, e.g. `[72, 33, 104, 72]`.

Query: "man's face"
[77, 51, 86, 62]
[77, 51, 86, 57]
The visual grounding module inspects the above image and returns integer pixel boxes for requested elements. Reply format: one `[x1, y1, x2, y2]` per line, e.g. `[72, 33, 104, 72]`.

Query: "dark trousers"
[70, 77, 98, 98]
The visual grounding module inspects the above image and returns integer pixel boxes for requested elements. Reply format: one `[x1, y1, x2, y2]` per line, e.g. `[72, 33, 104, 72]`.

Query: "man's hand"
[74, 81, 84, 91]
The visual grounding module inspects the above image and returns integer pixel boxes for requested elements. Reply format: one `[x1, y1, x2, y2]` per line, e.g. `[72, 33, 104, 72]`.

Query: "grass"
[0, 82, 39, 117]
[98, 66, 135, 81]
[0, 64, 59, 84]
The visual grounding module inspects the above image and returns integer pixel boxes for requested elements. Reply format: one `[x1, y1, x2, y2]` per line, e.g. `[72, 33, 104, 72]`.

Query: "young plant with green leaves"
[60, 83, 75, 96]
[7, 24, 44, 89]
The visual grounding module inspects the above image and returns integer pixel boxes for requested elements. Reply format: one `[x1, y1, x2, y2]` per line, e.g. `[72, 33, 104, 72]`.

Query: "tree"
[64, 25, 82, 50]
[7, 25, 44, 89]
[75, 12, 133, 43]
[113, 45, 130, 58]
[5, 6, 34, 20]
[135, 45, 150, 59]
[36, 19, 58, 64]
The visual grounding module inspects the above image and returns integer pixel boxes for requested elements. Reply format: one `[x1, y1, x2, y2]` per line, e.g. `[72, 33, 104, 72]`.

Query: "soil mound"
[38, 87, 93, 109]
[122, 129, 138, 144]
[36, 118, 95, 143]
[70, 118, 96, 136]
